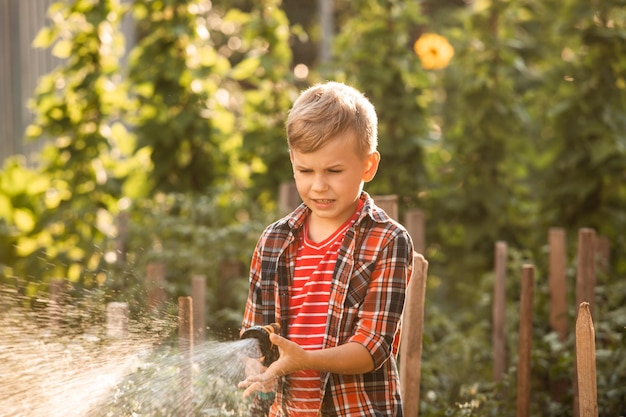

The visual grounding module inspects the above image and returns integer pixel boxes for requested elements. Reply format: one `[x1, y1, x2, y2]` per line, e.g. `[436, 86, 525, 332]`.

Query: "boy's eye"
[295, 168, 342, 174]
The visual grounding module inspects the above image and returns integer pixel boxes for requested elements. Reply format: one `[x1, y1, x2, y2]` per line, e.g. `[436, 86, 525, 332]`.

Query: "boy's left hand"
[238, 333, 307, 398]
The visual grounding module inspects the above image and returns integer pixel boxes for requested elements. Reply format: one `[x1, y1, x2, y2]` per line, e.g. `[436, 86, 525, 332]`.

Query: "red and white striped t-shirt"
[284, 206, 361, 416]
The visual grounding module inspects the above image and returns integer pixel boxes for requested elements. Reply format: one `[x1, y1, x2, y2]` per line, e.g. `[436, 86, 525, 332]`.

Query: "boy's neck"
[305, 199, 362, 243]
[306, 218, 339, 244]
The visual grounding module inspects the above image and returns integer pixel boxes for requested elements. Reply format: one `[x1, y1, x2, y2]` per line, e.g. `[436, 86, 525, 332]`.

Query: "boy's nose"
[311, 174, 328, 191]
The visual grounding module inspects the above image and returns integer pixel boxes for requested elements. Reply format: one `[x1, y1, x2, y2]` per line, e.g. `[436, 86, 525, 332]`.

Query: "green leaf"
[51, 39, 72, 59]
[223, 8, 250, 25]
[32, 27, 55, 48]
[0, 193, 12, 219]
[13, 208, 35, 233]
[230, 57, 261, 80]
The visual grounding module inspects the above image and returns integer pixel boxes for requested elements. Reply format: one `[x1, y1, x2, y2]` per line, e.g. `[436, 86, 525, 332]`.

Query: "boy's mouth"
[313, 199, 334, 204]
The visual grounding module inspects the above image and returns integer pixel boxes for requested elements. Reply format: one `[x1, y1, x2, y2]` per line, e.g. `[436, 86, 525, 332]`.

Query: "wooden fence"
[493, 227, 604, 417]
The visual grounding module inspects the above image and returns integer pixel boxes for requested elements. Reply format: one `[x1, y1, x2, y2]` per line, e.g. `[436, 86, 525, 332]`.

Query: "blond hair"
[286, 81, 378, 158]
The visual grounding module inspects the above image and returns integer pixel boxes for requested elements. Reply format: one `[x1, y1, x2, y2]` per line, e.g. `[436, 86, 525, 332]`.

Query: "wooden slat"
[373, 194, 399, 221]
[575, 302, 598, 417]
[0, 0, 18, 162]
[549, 228, 568, 341]
[19, 0, 60, 164]
[516, 264, 534, 417]
[2, 0, 136, 167]
[0, 0, 61, 166]
[400, 253, 428, 417]
[493, 241, 507, 382]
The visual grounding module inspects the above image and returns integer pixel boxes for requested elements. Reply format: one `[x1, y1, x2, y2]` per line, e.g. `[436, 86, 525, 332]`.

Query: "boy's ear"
[362, 151, 380, 182]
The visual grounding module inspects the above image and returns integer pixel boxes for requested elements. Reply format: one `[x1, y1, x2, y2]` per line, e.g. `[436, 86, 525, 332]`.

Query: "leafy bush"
[112, 186, 272, 337]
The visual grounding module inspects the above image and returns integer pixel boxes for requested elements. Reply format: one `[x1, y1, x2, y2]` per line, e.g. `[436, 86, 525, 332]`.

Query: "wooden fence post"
[516, 264, 534, 417]
[575, 302, 598, 417]
[548, 228, 568, 401]
[48, 278, 65, 328]
[373, 194, 399, 221]
[576, 228, 596, 318]
[595, 235, 610, 275]
[106, 302, 129, 339]
[279, 181, 301, 214]
[192, 274, 206, 342]
[115, 211, 129, 264]
[405, 209, 426, 255]
[178, 296, 194, 417]
[146, 262, 167, 311]
[400, 253, 429, 417]
[493, 241, 507, 383]
[549, 228, 568, 341]
[574, 228, 597, 417]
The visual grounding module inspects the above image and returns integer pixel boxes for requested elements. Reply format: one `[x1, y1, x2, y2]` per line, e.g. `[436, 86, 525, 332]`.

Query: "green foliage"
[424, 0, 543, 290]
[127, 0, 297, 202]
[330, 0, 431, 206]
[232, 0, 301, 206]
[7, 0, 295, 292]
[114, 187, 271, 336]
[538, 0, 626, 244]
[414, 0, 626, 315]
[18, 0, 130, 290]
[127, 0, 234, 194]
[0, 157, 51, 289]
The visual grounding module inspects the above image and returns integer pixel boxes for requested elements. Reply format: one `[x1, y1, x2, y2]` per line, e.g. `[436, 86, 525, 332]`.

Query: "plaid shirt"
[242, 191, 414, 416]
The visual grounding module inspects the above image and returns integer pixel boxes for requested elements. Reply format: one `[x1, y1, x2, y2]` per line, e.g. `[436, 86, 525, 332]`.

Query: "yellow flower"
[413, 33, 454, 70]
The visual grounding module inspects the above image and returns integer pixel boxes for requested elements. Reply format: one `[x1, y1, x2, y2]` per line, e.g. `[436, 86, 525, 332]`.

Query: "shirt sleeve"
[241, 238, 265, 335]
[348, 227, 414, 369]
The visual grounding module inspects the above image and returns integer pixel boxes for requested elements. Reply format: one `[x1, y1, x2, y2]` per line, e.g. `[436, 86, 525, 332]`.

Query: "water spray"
[240, 323, 280, 366]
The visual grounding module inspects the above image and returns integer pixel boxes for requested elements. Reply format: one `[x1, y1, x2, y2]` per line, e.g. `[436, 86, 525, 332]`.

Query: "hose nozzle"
[240, 323, 280, 366]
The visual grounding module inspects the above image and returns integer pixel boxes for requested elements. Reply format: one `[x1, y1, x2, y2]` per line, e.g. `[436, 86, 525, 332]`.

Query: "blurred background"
[0, 0, 624, 415]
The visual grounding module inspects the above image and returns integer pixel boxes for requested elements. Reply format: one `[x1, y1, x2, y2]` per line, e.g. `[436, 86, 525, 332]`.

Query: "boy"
[239, 81, 414, 416]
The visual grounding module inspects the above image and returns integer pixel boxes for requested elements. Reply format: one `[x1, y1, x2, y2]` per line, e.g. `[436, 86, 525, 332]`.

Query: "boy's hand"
[239, 353, 277, 398]
[238, 333, 307, 398]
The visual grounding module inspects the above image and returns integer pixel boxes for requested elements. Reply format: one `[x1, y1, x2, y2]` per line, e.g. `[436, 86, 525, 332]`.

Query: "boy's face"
[290, 131, 380, 230]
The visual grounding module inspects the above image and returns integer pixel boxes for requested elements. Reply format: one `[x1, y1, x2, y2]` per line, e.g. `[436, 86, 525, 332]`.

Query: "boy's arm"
[239, 334, 373, 398]
[273, 334, 374, 374]
[304, 340, 374, 374]
[347, 228, 414, 368]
